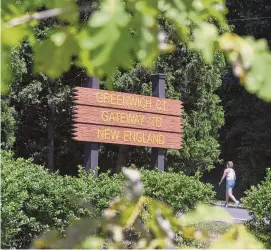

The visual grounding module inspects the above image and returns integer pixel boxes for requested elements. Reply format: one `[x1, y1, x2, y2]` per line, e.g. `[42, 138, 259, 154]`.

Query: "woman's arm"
[219, 169, 227, 185]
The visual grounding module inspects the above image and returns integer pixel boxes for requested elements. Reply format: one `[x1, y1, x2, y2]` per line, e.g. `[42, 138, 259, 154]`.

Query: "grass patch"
[196, 221, 230, 234]
[179, 221, 231, 249]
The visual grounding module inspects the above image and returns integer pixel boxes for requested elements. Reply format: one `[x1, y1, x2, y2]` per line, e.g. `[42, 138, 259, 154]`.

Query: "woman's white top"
[226, 168, 235, 181]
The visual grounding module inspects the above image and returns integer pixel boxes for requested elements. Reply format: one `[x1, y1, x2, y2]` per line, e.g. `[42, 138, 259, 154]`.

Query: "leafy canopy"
[242, 168, 271, 247]
[1, 150, 214, 248]
[2, 0, 271, 101]
[31, 167, 264, 249]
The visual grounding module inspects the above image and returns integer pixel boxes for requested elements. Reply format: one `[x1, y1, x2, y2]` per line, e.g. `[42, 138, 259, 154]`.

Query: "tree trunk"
[48, 104, 55, 172]
[116, 145, 129, 173]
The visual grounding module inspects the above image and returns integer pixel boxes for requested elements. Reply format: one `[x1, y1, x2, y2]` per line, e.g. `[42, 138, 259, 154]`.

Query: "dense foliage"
[157, 48, 224, 174]
[1, 98, 16, 150]
[2, 0, 270, 182]
[1, 47, 26, 150]
[142, 169, 215, 212]
[105, 45, 225, 174]
[2, 39, 225, 175]
[1, 151, 214, 249]
[220, 79, 271, 192]
[1, 151, 95, 249]
[31, 168, 263, 249]
[1, 0, 271, 249]
[2, 0, 271, 101]
[242, 168, 271, 248]
[218, 0, 271, 192]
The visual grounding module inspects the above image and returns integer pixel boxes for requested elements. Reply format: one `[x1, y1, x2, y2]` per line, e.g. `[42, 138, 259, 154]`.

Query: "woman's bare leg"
[225, 190, 229, 204]
[228, 188, 238, 203]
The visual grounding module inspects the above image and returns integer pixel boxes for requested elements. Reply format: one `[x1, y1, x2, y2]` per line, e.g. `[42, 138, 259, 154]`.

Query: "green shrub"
[242, 168, 271, 248]
[1, 151, 95, 249]
[1, 151, 214, 249]
[141, 169, 215, 212]
[31, 169, 262, 250]
[76, 169, 124, 212]
[180, 221, 230, 249]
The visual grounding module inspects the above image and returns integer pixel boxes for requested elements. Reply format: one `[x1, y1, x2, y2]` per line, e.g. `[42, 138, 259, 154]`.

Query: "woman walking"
[219, 161, 240, 208]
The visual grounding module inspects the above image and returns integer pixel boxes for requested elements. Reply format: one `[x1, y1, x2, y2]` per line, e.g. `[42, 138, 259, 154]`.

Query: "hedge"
[1, 150, 214, 248]
[242, 168, 271, 248]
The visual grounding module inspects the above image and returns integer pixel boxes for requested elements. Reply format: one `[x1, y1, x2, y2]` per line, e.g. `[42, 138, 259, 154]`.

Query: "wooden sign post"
[73, 75, 183, 175]
[151, 74, 166, 171]
[83, 77, 99, 177]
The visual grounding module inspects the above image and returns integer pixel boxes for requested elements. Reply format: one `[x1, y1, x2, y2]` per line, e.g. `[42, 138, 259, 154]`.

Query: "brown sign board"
[73, 124, 182, 149]
[73, 106, 182, 133]
[72, 87, 183, 149]
[73, 87, 182, 116]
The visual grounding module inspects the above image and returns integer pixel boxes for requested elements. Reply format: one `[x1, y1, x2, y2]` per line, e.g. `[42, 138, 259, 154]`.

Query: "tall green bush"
[242, 168, 271, 248]
[1, 151, 94, 249]
[1, 151, 214, 248]
[141, 169, 215, 212]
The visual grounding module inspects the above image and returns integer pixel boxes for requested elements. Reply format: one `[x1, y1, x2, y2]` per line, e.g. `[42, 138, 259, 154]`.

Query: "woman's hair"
[226, 161, 233, 168]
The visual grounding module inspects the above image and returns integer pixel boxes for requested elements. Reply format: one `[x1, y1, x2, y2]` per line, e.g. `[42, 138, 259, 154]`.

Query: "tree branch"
[6, 8, 72, 28]
[5, 6, 96, 28]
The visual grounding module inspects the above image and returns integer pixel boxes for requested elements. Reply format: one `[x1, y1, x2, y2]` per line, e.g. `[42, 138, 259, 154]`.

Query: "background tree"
[2, 9, 225, 176]
[204, 0, 271, 197]
[1, 0, 271, 180]
[1, 98, 16, 150]
[156, 42, 225, 174]
[4, 41, 86, 174]
[101, 47, 225, 175]
[2, 0, 271, 100]
[1, 48, 27, 150]
[222, 0, 271, 191]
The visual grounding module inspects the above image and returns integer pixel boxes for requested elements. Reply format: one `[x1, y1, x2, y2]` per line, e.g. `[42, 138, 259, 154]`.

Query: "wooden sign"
[72, 87, 183, 149]
[73, 87, 182, 116]
[73, 124, 182, 149]
[73, 106, 182, 133]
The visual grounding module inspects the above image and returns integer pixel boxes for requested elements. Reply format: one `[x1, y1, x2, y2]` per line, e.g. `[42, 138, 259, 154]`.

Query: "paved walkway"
[214, 205, 251, 223]
[176, 205, 252, 223]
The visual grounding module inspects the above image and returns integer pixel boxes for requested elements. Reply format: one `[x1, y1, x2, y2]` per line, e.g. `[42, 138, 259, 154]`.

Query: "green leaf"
[50, 32, 67, 47]
[1, 47, 10, 95]
[33, 33, 79, 78]
[159, 2, 190, 42]
[179, 204, 232, 226]
[84, 0, 134, 86]
[219, 34, 271, 102]
[257, 73, 271, 102]
[210, 225, 264, 249]
[45, 0, 78, 22]
[81, 236, 103, 249]
[244, 40, 271, 102]
[129, 1, 160, 67]
[189, 23, 218, 63]
[1, 25, 28, 48]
